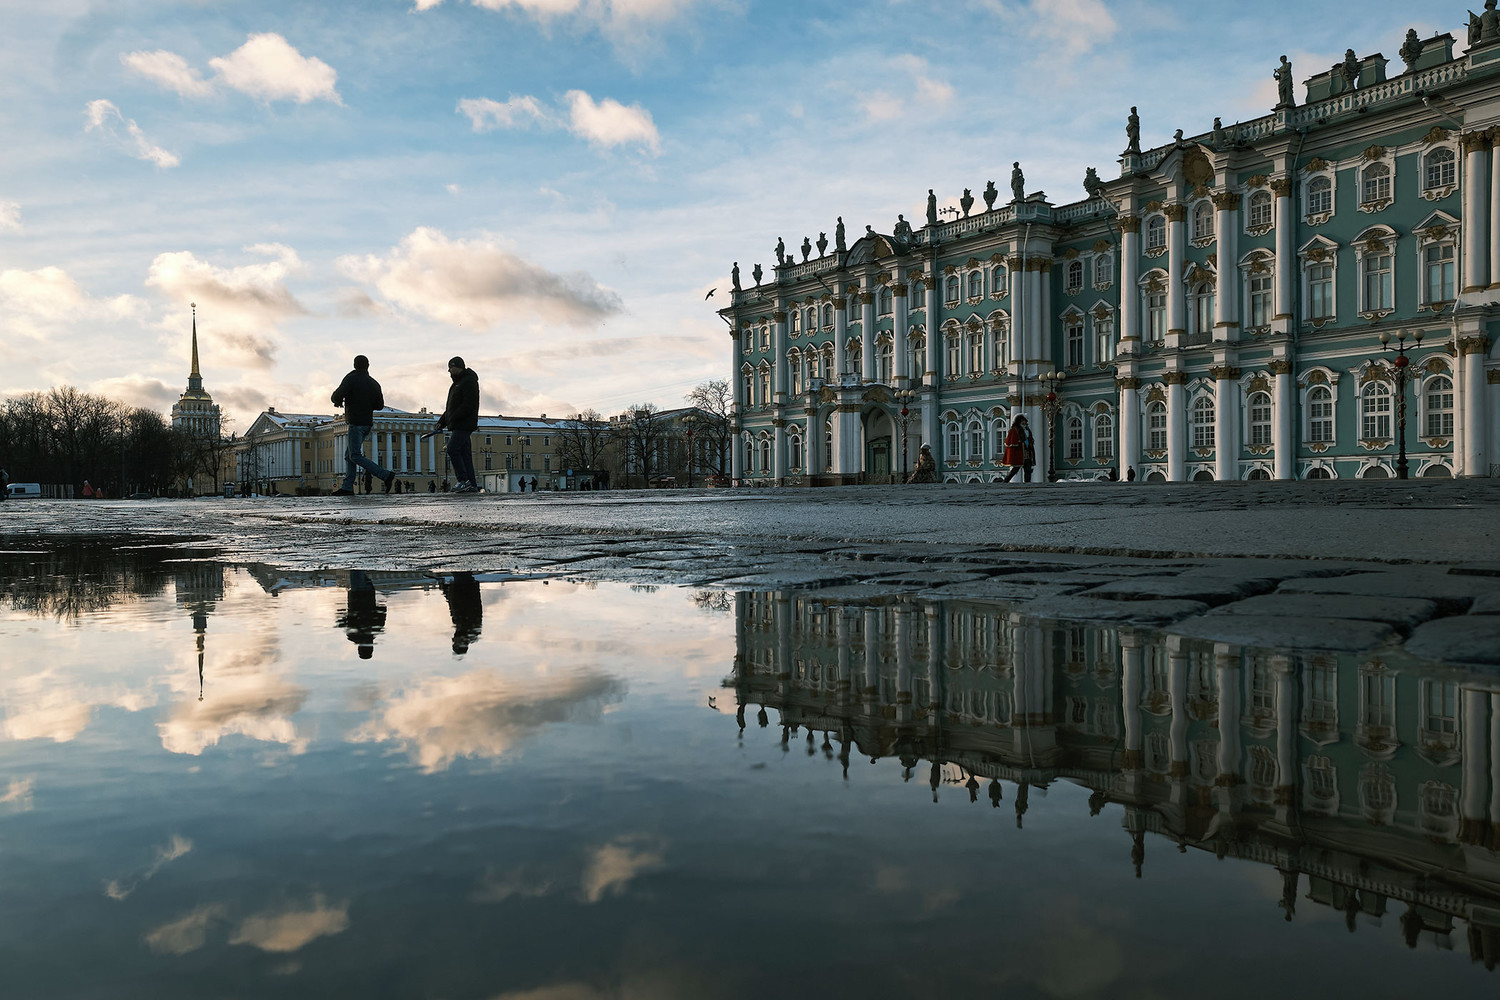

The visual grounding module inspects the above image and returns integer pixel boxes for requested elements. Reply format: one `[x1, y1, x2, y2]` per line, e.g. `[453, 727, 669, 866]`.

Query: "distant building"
[170, 305, 225, 495]
[725, 19, 1497, 483]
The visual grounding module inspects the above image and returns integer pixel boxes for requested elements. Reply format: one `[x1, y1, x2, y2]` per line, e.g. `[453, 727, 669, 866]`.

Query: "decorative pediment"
[1246, 374, 1272, 394]
[964, 257, 982, 269]
[1063, 247, 1081, 259]
[1362, 144, 1388, 161]
[1298, 235, 1340, 261]
[1422, 126, 1451, 145]
[1092, 239, 1111, 253]
[1092, 303, 1113, 321]
[1303, 157, 1329, 173]
[1183, 149, 1214, 187]
[1144, 385, 1167, 403]
[1415, 211, 1459, 243]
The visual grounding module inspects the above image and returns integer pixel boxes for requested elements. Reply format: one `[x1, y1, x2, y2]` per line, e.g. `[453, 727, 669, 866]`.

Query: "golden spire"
[187, 302, 204, 393]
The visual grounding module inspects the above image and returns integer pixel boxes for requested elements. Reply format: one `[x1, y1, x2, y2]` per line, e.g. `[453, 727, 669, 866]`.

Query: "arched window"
[993, 420, 1007, 458]
[967, 271, 983, 299]
[967, 327, 984, 372]
[1307, 385, 1333, 442]
[909, 334, 926, 380]
[821, 303, 833, 327]
[945, 275, 961, 303]
[992, 265, 1008, 296]
[1247, 467, 1271, 480]
[968, 421, 984, 460]
[1066, 260, 1083, 293]
[759, 324, 771, 350]
[1093, 253, 1111, 287]
[1146, 216, 1167, 250]
[824, 419, 833, 472]
[742, 368, 754, 407]
[807, 345, 821, 381]
[878, 287, 893, 316]
[758, 434, 771, 474]
[1066, 416, 1084, 460]
[788, 349, 803, 394]
[1147, 400, 1168, 450]
[1248, 190, 1272, 229]
[990, 318, 1009, 370]
[1307, 176, 1332, 216]
[1094, 412, 1114, 459]
[790, 310, 800, 335]
[822, 344, 834, 379]
[846, 341, 862, 376]
[1361, 162, 1391, 206]
[1425, 375, 1454, 437]
[877, 339, 893, 383]
[758, 365, 771, 405]
[1248, 266, 1273, 327]
[946, 328, 962, 375]
[1305, 465, 1332, 480]
[1425, 147, 1457, 191]
[1248, 391, 1273, 446]
[1066, 321, 1084, 367]
[946, 421, 961, 458]
[789, 432, 804, 472]
[1361, 381, 1392, 439]
[1191, 396, 1215, 449]
[1192, 202, 1214, 241]
[1191, 281, 1215, 335]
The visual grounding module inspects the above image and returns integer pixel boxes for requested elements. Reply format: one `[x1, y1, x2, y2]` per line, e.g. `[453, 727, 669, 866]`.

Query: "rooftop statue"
[1083, 166, 1104, 200]
[835, 216, 846, 253]
[1173, 128, 1184, 145]
[775, 237, 785, 266]
[1484, 1, 1500, 44]
[1399, 28, 1423, 71]
[731, 262, 741, 292]
[893, 214, 912, 242]
[1125, 106, 1141, 153]
[960, 188, 974, 217]
[983, 180, 998, 211]
[801, 236, 812, 262]
[926, 189, 938, 226]
[1339, 48, 1360, 88]
[816, 232, 828, 257]
[752, 263, 763, 285]
[1274, 55, 1295, 108]
[1010, 162, 1024, 202]
[1211, 117, 1224, 149]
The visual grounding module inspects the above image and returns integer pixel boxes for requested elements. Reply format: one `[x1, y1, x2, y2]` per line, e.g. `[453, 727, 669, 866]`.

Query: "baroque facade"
[724, 19, 1500, 484]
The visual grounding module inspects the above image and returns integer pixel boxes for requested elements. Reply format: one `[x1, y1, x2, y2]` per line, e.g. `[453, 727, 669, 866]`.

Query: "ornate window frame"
[990, 264, 1008, 298]
[1357, 145, 1395, 214]
[1239, 249, 1275, 334]
[1353, 225, 1398, 320]
[787, 347, 804, 395]
[1140, 269, 1169, 345]
[1302, 159, 1335, 226]
[1190, 198, 1216, 246]
[1421, 142, 1458, 201]
[1065, 258, 1084, 295]
[1416, 356, 1455, 445]
[985, 310, 1010, 374]
[1415, 212, 1459, 308]
[1144, 213, 1168, 256]
[1298, 236, 1340, 327]
[943, 320, 962, 378]
[1089, 302, 1115, 366]
[1244, 187, 1274, 235]
[1296, 366, 1340, 452]
[1061, 306, 1086, 370]
[1092, 249, 1113, 291]
[1091, 401, 1115, 461]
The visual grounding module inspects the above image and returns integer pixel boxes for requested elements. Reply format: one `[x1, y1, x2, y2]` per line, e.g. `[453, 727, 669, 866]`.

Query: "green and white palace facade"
[723, 19, 1500, 485]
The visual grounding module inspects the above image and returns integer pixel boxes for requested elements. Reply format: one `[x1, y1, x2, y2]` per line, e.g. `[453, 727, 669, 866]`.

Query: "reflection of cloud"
[0, 778, 34, 812]
[105, 834, 193, 900]
[472, 866, 555, 904]
[158, 672, 308, 755]
[351, 668, 625, 773]
[3, 692, 94, 742]
[228, 895, 349, 953]
[145, 904, 227, 956]
[580, 837, 663, 903]
[489, 985, 609, 1000]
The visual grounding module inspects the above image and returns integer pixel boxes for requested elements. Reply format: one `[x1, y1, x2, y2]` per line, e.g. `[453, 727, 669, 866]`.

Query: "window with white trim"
[1190, 281, 1215, 336]
[945, 329, 962, 375]
[1248, 391, 1272, 445]
[1248, 190, 1272, 229]
[989, 319, 1009, 370]
[1248, 270, 1273, 327]
[789, 432, 803, 472]
[1066, 260, 1083, 293]
[788, 350, 803, 394]
[992, 266, 1008, 297]
[1146, 290, 1166, 343]
[1306, 176, 1332, 217]
[967, 328, 984, 373]
[909, 335, 925, 379]
[946, 421, 960, 457]
[1146, 216, 1166, 250]
[1146, 400, 1167, 450]
[967, 271, 983, 299]
[1191, 396, 1215, 449]
[945, 275, 960, 304]
[1308, 261, 1334, 319]
[877, 288, 892, 316]
[877, 340, 893, 383]
[1422, 679, 1458, 739]
[1361, 162, 1391, 206]
[757, 365, 771, 405]
[1424, 148, 1456, 191]
[1066, 321, 1084, 367]
[1094, 412, 1114, 458]
[1361, 247, 1394, 312]
[968, 421, 984, 460]
[1094, 315, 1114, 362]
[741, 369, 754, 406]
[1425, 375, 1454, 437]
[1361, 381, 1392, 439]
[1093, 253, 1111, 287]
[821, 303, 833, 327]
[790, 310, 799, 335]
[1066, 416, 1084, 460]
[824, 419, 833, 472]
[1424, 243, 1456, 304]
[1307, 385, 1334, 442]
[1192, 202, 1214, 241]
[757, 434, 771, 473]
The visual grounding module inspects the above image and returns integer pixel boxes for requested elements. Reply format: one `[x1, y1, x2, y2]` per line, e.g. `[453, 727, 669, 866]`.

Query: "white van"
[6, 483, 42, 499]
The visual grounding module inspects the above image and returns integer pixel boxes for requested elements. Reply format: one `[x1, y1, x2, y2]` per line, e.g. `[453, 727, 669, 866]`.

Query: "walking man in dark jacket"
[331, 355, 396, 496]
[438, 356, 481, 492]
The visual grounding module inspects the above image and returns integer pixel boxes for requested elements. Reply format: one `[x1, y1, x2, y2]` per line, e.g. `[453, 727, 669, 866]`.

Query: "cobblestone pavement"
[3, 480, 1499, 665]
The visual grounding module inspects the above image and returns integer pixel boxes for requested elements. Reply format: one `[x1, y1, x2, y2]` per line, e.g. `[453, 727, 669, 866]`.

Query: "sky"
[0, 0, 1459, 431]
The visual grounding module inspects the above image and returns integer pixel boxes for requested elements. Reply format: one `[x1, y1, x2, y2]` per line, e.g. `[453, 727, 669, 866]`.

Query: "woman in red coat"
[1001, 416, 1035, 483]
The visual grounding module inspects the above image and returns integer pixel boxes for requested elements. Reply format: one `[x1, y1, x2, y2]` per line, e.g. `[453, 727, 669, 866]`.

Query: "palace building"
[723, 14, 1500, 483]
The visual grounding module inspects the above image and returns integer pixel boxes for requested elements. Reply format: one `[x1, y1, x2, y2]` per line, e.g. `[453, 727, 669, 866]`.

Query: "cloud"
[145, 905, 228, 956]
[857, 56, 952, 123]
[83, 99, 179, 168]
[580, 838, 664, 903]
[156, 669, 308, 755]
[416, 0, 703, 52]
[0, 201, 20, 231]
[105, 835, 193, 901]
[458, 95, 551, 132]
[90, 375, 178, 412]
[228, 896, 349, 953]
[349, 667, 625, 773]
[563, 90, 659, 153]
[0, 266, 148, 336]
[120, 49, 214, 97]
[146, 244, 308, 369]
[981, 0, 1116, 59]
[0, 778, 33, 812]
[208, 33, 342, 105]
[336, 227, 623, 330]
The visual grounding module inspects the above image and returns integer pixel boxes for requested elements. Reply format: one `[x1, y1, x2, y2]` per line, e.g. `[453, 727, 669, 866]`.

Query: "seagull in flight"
[704, 288, 717, 300]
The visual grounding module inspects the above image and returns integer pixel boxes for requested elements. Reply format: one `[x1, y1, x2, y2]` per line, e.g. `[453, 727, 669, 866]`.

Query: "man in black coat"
[437, 356, 481, 492]
[330, 355, 396, 496]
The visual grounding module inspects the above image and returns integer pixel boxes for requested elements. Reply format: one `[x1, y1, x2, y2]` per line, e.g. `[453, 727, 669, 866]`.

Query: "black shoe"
[332, 488, 355, 496]
[382, 473, 395, 494]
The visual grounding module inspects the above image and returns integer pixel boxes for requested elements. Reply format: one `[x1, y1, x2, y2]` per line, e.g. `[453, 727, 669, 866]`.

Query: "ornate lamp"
[1378, 329, 1422, 480]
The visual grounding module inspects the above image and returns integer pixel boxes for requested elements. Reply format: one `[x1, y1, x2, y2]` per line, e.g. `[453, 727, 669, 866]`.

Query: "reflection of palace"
[729, 592, 1500, 966]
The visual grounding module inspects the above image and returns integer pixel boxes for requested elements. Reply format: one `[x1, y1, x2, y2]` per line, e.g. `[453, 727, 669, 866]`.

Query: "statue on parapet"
[835, 216, 847, 253]
[893, 214, 912, 242]
[816, 232, 828, 257]
[1472, 2, 1500, 45]
[983, 180, 998, 211]
[1274, 56, 1295, 108]
[1399, 29, 1424, 71]
[926, 189, 938, 226]
[1083, 166, 1104, 200]
[1339, 48, 1360, 89]
[1010, 162, 1025, 202]
[774, 237, 785, 265]
[1211, 117, 1225, 149]
[731, 262, 741, 292]
[752, 263, 763, 285]
[1125, 106, 1141, 153]
[801, 236, 812, 262]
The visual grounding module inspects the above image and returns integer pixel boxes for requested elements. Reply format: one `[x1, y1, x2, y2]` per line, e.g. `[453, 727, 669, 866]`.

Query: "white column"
[1273, 657, 1297, 814]
[1215, 646, 1242, 785]
[1462, 336, 1491, 476]
[833, 300, 847, 381]
[862, 607, 882, 700]
[838, 405, 861, 477]
[1119, 376, 1141, 477]
[923, 279, 940, 450]
[1035, 262, 1052, 367]
[1214, 193, 1239, 342]
[1491, 140, 1500, 289]
[1008, 256, 1026, 367]
[1120, 632, 1143, 770]
[861, 292, 876, 382]
[1169, 642, 1189, 776]
[1166, 205, 1187, 347]
[893, 284, 909, 383]
[1464, 132, 1490, 293]
[1119, 219, 1141, 347]
[773, 421, 787, 482]
[1272, 360, 1295, 480]
[731, 430, 744, 481]
[1272, 180, 1294, 329]
[1462, 688, 1489, 844]
[1214, 366, 1240, 482]
[1166, 374, 1187, 482]
[924, 280, 939, 379]
[773, 304, 789, 402]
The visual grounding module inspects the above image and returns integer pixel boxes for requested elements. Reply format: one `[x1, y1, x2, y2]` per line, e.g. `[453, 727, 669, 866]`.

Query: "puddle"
[0, 541, 1497, 998]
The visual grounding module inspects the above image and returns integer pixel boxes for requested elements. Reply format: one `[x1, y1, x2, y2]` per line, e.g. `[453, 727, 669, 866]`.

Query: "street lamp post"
[893, 388, 917, 482]
[682, 414, 698, 488]
[1040, 370, 1065, 482]
[1378, 328, 1423, 480]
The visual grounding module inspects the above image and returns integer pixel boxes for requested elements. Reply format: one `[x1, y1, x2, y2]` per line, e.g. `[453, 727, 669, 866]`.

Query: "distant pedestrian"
[517, 478, 526, 493]
[437, 356, 481, 493]
[82, 479, 93, 498]
[441, 478, 449, 492]
[908, 444, 937, 484]
[530, 476, 538, 492]
[428, 480, 436, 493]
[0, 467, 8, 501]
[331, 355, 396, 497]
[363, 469, 373, 494]
[1001, 416, 1035, 483]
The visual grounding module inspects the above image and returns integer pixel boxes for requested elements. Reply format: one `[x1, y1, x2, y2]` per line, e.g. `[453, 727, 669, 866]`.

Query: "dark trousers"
[1004, 463, 1033, 483]
[447, 433, 477, 487]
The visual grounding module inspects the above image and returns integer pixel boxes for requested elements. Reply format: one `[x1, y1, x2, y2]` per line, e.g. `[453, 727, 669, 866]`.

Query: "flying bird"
[704, 288, 717, 299]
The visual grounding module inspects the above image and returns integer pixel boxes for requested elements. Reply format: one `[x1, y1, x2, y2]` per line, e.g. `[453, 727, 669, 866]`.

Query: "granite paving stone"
[1203, 593, 1439, 631]
[1166, 615, 1400, 652]
[1404, 617, 1500, 666]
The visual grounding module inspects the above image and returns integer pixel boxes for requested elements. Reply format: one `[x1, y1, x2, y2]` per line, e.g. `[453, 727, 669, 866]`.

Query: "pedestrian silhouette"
[440, 572, 483, 654]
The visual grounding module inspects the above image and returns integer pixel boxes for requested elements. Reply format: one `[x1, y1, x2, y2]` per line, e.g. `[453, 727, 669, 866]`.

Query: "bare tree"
[685, 379, 732, 478]
[614, 402, 662, 487]
[556, 408, 612, 476]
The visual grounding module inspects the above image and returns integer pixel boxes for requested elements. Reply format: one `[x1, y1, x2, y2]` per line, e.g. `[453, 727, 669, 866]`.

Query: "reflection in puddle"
[0, 540, 1497, 997]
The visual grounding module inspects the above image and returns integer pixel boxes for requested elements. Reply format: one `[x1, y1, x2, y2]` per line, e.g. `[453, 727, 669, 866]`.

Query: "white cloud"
[0, 778, 33, 812]
[208, 33, 342, 105]
[564, 90, 659, 153]
[156, 669, 308, 755]
[105, 835, 193, 900]
[336, 227, 624, 330]
[982, 0, 1116, 59]
[580, 838, 664, 903]
[458, 95, 552, 132]
[89, 375, 179, 412]
[145, 244, 308, 369]
[0, 266, 147, 329]
[120, 49, 214, 97]
[145, 905, 227, 956]
[858, 56, 952, 123]
[0, 201, 20, 231]
[83, 99, 179, 168]
[228, 896, 349, 953]
[417, 0, 704, 51]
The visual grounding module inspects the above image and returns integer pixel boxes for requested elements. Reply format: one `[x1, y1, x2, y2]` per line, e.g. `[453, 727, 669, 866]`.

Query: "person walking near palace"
[331, 355, 396, 497]
[1001, 415, 1035, 483]
[437, 356, 481, 493]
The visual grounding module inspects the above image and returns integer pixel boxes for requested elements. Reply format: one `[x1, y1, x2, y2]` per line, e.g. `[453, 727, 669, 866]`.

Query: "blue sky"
[0, 0, 1455, 429]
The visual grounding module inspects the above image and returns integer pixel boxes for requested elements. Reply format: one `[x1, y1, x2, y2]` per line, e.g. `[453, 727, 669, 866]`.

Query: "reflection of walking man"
[437, 356, 481, 493]
[440, 572, 483, 654]
[337, 570, 387, 659]
[331, 355, 396, 496]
